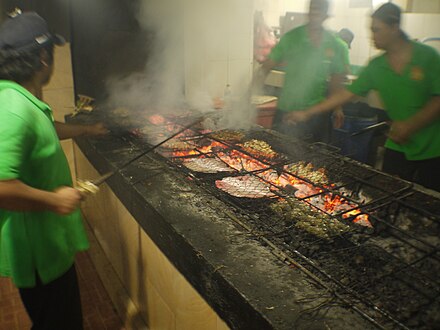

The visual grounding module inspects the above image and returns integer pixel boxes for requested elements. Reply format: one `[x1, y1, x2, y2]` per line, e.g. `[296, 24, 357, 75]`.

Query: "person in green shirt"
[288, 3, 440, 191]
[0, 11, 107, 329]
[337, 28, 354, 75]
[254, 0, 346, 142]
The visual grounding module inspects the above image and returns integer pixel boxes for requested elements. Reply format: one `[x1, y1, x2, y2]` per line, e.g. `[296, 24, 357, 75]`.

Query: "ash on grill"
[104, 112, 440, 330]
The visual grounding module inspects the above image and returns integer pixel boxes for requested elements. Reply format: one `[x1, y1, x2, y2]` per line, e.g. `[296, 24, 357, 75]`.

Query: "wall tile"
[203, 60, 229, 98]
[227, 59, 253, 95]
[229, 34, 252, 60]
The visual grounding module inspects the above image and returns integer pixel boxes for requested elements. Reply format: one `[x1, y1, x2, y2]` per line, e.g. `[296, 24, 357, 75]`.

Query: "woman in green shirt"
[288, 3, 440, 191]
[0, 12, 107, 329]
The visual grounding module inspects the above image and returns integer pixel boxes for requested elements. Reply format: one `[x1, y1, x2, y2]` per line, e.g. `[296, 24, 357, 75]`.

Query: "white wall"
[184, 0, 254, 108]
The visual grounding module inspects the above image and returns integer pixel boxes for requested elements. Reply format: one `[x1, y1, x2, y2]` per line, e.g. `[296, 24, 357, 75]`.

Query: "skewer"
[77, 111, 219, 195]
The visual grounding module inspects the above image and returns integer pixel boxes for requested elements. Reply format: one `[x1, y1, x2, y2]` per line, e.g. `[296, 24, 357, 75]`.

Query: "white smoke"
[105, 0, 257, 130]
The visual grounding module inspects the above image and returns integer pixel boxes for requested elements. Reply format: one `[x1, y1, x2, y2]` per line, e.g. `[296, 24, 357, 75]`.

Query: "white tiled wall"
[184, 0, 254, 107]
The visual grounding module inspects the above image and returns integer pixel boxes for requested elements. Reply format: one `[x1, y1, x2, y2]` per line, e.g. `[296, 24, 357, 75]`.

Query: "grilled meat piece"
[183, 158, 235, 173]
[270, 198, 350, 239]
[285, 161, 329, 186]
[242, 139, 277, 159]
[161, 140, 194, 150]
[215, 175, 275, 198]
[209, 130, 245, 142]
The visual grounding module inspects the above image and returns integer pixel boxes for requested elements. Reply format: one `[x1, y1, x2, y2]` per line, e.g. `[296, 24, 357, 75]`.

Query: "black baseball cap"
[338, 28, 354, 48]
[0, 10, 65, 51]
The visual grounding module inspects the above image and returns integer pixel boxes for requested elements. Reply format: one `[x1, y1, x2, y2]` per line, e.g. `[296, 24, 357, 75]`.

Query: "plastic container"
[332, 115, 378, 163]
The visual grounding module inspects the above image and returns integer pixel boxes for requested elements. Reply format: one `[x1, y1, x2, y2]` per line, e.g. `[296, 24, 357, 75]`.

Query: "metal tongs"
[77, 111, 219, 195]
[350, 121, 389, 137]
[70, 95, 95, 117]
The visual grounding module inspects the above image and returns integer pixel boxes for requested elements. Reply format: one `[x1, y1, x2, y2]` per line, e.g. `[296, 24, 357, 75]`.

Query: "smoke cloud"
[104, 0, 257, 131]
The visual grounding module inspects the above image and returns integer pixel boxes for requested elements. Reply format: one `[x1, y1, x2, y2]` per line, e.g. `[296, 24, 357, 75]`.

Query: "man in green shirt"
[288, 3, 440, 191]
[0, 11, 107, 328]
[337, 28, 354, 75]
[254, 0, 346, 142]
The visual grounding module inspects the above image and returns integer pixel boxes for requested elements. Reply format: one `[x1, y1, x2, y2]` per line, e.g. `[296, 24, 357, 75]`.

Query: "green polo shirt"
[269, 25, 345, 112]
[0, 80, 89, 288]
[348, 41, 440, 160]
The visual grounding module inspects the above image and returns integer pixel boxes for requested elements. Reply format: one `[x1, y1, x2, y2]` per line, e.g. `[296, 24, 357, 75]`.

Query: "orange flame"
[149, 118, 372, 228]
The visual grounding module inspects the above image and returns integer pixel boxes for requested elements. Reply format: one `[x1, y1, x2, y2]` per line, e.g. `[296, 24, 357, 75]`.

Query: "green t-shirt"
[348, 41, 440, 160]
[0, 80, 89, 288]
[335, 36, 350, 73]
[269, 25, 345, 112]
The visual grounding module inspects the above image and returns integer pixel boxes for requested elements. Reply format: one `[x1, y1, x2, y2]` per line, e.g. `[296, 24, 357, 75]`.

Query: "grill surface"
[74, 110, 440, 329]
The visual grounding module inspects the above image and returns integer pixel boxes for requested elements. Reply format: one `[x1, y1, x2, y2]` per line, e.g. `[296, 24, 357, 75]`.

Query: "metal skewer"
[77, 111, 218, 194]
[349, 121, 389, 137]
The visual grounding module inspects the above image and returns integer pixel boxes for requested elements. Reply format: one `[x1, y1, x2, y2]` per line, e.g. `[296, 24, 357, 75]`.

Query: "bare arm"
[287, 89, 356, 124]
[328, 73, 346, 129]
[0, 179, 82, 215]
[389, 96, 440, 144]
[54, 121, 108, 140]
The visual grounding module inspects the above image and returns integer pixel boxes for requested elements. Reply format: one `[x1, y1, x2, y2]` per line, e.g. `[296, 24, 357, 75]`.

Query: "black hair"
[310, 0, 330, 14]
[0, 42, 54, 83]
[372, 3, 401, 26]
[372, 3, 408, 40]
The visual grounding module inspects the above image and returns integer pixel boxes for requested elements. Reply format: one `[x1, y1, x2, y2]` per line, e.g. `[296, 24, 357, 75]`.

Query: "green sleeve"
[347, 62, 375, 96]
[268, 35, 287, 63]
[333, 38, 349, 73]
[0, 112, 31, 180]
[342, 43, 350, 68]
[428, 48, 440, 95]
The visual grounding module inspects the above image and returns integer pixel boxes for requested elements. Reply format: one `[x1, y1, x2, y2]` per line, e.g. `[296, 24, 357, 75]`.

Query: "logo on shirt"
[325, 48, 335, 58]
[410, 66, 424, 81]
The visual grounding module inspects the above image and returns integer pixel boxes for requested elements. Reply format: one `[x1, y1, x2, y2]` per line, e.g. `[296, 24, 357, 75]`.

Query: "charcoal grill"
[72, 110, 440, 330]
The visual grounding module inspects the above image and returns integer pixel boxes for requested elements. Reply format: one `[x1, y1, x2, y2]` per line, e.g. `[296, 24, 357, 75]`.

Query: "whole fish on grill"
[160, 140, 194, 150]
[183, 158, 235, 173]
[242, 139, 277, 159]
[215, 175, 276, 198]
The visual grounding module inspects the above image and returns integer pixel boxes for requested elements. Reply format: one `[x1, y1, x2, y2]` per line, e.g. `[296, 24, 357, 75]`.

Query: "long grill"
[110, 112, 440, 330]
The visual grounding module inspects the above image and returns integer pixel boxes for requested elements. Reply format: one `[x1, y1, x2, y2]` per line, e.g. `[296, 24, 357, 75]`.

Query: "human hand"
[86, 123, 109, 136]
[388, 121, 414, 145]
[285, 111, 312, 125]
[332, 108, 344, 129]
[51, 186, 82, 215]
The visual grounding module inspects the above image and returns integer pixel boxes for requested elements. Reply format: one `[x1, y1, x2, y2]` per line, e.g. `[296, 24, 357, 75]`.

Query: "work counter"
[72, 119, 376, 330]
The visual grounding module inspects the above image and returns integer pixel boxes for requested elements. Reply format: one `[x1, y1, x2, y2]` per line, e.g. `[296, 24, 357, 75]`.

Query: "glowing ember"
[145, 115, 372, 228]
[148, 114, 166, 125]
[171, 141, 229, 158]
